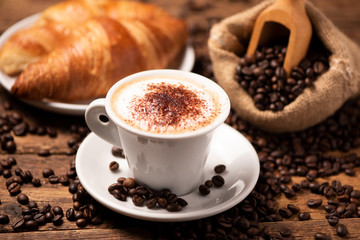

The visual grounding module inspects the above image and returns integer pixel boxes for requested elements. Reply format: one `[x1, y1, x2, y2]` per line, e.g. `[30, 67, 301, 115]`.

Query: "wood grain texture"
[0, 0, 360, 239]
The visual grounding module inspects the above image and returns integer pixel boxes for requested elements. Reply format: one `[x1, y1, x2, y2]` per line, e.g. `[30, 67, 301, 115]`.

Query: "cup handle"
[85, 98, 122, 148]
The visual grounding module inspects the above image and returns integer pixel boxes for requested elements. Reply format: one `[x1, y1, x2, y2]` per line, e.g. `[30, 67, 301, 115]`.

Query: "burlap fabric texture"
[208, 0, 360, 133]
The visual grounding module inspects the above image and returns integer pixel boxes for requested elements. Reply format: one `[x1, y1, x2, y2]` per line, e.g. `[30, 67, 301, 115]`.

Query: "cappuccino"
[111, 76, 221, 134]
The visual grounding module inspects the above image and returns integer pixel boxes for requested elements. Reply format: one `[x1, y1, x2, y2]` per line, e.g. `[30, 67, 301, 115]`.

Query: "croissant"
[10, 16, 187, 101]
[0, 0, 183, 75]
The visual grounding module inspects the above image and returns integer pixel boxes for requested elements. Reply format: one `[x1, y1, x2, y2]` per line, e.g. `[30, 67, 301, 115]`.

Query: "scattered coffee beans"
[108, 177, 187, 212]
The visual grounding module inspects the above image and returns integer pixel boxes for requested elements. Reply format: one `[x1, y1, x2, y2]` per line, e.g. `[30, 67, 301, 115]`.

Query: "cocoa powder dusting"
[129, 82, 209, 132]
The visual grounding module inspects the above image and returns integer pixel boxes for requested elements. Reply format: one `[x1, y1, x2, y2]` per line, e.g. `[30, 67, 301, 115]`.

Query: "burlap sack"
[208, 0, 360, 133]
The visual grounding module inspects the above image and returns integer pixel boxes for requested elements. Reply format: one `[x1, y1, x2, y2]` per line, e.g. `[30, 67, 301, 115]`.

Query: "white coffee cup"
[85, 69, 230, 196]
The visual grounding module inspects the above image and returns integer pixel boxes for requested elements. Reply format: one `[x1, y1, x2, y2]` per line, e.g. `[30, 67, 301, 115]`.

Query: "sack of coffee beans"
[208, 0, 360, 132]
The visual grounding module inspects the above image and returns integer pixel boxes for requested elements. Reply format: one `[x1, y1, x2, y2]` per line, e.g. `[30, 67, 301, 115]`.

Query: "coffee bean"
[166, 203, 182, 212]
[69, 182, 79, 193]
[49, 175, 59, 184]
[0, 214, 9, 224]
[5, 141, 16, 153]
[132, 195, 144, 206]
[307, 199, 322, 208]
[52, 206, 63, 216]
[280, 227, 292, 237]
[123, 178, 136, 188]
[33, 213, 46, 225]
[287, 204, 300, 214]
[298, 212, 310, 221]
[38, 149, 51, 157]
[6, 176, 22, 187]
[111, 146, 124, 157]
[52, 215, 63, 226]
[23, 214, 33, 222]
[22, 208, 32, 216]
[43, 168, 54, 178]
[24, 170, 33, 182]
[74, 211, 83, 220]
[91, 216, 103, 225]
[327, 215, 339, 226]
[3, 169, 12, 178]
[59, 175, 70, 185]
[83, 208, 92, 222]
[13, 122, 28, 136]
[109, 161, 119, 171]
[73, 201, 81, 211]
[76, 218, 87, 227]
[315, 233, 331, 240]
[278, 208, 293, 218]
[157, 198, 168, 208]
[0, 159, 11, 169]
[7, 156, 16, 166]
[24, 219, 38, 231]
[177, 198, 188, 207]
[17, 193, 29, 205]
[8, 182, 21, 196]
[32, 178, 41, 187]
[199, 184, 210, 195]
[12, 218, 25, 230]
[40, 203, 51, 214]
[45, 211, 54, 222]
[145, 198, 157, 209]
[212, 175, 225, 187]
[336, 224, 348, 237]
[167, 193, 178, 203]
[214, 164, 226, 174]
[204, 180, 213, 188]
[66, 208, 75, 221]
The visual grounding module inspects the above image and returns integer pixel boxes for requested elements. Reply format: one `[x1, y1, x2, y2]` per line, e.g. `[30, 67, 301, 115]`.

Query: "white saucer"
[76, 124, 260, 222]
[0, 13, 195, 116]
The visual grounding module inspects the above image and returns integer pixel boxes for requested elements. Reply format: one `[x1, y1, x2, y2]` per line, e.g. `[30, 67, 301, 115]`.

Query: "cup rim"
[105, 69, 231, 140]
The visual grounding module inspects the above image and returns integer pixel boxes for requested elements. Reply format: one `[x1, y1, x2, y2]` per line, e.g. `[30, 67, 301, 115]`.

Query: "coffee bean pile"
[108, 177, 188, 212]
[199, 164, 226, 196]
[0, 101, 58, 154]
[67, 174, 104, 228]
[11, 203, 66, 231]
[234, 44, 330, 111]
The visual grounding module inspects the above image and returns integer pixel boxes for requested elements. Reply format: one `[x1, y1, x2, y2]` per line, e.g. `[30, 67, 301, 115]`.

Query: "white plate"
[76, 124, 260, 222]
[0, 13, 195, 116]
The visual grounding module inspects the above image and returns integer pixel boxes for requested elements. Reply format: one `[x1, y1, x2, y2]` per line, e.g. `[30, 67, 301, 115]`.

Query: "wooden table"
[0, 0, 360, 239]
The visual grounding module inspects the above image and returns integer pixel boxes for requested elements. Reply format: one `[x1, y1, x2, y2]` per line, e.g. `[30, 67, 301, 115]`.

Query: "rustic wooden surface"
[0, 0, 360, 239]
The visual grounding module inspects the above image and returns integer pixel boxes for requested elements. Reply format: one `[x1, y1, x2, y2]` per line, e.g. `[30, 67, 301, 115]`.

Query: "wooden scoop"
[246, 0, 312, 75]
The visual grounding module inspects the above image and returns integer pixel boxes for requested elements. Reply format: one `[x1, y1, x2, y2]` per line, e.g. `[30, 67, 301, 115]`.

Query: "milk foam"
[111, 77, 220, 134]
